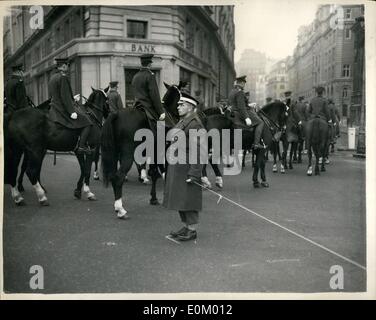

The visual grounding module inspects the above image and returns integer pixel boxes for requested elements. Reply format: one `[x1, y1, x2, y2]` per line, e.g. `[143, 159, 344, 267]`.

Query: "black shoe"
[176, 229, 197, 241]
[169, 227, 188, 238]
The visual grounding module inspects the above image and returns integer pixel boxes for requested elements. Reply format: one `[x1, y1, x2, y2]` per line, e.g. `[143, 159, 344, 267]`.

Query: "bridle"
[80, 91, 107, 128]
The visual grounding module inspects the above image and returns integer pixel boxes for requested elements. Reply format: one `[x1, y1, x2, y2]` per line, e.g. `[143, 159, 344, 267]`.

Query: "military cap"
[140, 53, 154, 63]
[55, 58, 69, 67]
[284, 91, 292, 97]
[178, 92, 199, 107]
[109, 81, 119, 88]
[298, 96, 305, 101]
[315, 86, 325, 94]
[11, 63, 24, 72]
[235, 75, 247, 83]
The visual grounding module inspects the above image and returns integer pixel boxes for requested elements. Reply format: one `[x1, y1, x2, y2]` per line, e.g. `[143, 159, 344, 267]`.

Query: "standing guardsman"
[107, 81, 124, 113]
[131, 53, 165, 134]
[228, 75, 265, 149]
[4, 63, 29, 112]
[48, 58, 93, 154]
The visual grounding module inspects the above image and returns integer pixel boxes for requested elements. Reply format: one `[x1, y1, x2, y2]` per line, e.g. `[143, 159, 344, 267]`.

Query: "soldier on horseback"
[48, 58, 93, 154]
[307, 87, 333, 123]
[4, 63, 29, 112]
[131, 53, 165, 133]
[228, 75, 265, 149]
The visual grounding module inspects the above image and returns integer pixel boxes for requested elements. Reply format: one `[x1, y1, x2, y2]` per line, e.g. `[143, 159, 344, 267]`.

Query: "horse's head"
[162, 81, 184, 124]
[260, 100, 289, 128]
[87, 86, 109, 119]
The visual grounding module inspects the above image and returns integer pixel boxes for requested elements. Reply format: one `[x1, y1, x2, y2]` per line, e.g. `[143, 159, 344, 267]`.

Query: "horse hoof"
[15, 199, 26, 206]
[321, 167, 326, 172]
[93, 176, 100, 181]
[280, 170, 285, 174]
[289, 164, 293, 169]
[88, 195, 97, 201]
[150, 199, 160, 205]
[307, 172, 312, 176]
[116, 210, 129, 220]
[40, 200, 50, 206]
[215, 182, 223, 189]
[253, 182, 260, 188]
[74, 190, 82, 199]
[261, 181, 269, 188]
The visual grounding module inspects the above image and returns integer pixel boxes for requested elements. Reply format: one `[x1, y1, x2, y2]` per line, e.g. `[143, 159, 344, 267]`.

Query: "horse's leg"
[253, 150, 260, 188]
[280, 141, 286, 174]
[201, 163, 212, 189]
[93, 146, 100, 180]
[74, 152, 85, 199]
[8, 147, 26, 205]
[83, 150, 97, 200]
[17, 152, 27, 192]
[260, 150, 269, 187]
[25, 149, 49, 206]
[298, 140, 303, 163]
[242, 149, 246, 168]
[149, 164, 160, 205]
[113, 153, 133, 219]
[289, 142, 294, 169]
[211, 160, 223, 189]
[272, 142, 278, 173]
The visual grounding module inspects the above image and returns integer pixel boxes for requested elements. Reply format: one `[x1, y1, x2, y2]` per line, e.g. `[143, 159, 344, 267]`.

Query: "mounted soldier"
[131, 53, 165, 134]
[307, 87, 333, 123]
[4, 63, 29, 113]
[228, 75, 265, 149]
[107, 81, 124, 113]
[48, 58, 93, 154]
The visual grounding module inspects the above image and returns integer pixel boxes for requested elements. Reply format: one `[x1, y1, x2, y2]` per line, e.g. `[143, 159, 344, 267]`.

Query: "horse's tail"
[101, 112, 118, 187]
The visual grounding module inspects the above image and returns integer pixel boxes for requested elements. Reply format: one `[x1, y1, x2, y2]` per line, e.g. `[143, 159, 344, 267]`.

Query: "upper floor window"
[342, 64, 351, 77]
[345, 8, 351, 19]
[185, 17, 194, 53]
[127, 20, 147, 39]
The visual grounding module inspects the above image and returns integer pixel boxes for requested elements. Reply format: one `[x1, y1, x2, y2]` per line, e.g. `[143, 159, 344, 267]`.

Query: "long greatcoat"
[307, 96, 331, 122]
[163, 113, 205, 211]
[4, 75, 29, 111]
[131, 67, 164, 121]
[228, 86, 261, 129]
[48, 70, 91, 129]
[107, 89, 124, 113]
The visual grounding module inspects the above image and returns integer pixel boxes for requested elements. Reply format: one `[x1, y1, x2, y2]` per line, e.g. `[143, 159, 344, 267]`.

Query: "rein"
[258, 109, 282, 132]
[80, 95, 105, 128]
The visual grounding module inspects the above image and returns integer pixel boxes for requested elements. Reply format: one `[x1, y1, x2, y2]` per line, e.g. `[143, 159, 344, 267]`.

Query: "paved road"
[3, 150, 366, 293]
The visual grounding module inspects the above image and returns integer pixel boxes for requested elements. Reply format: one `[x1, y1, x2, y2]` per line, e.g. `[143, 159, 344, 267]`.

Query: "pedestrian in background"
[107, 81, 124, 113]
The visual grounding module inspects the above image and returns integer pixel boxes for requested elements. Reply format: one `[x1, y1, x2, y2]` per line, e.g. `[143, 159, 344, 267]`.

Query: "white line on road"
[194, 181, 366, 271]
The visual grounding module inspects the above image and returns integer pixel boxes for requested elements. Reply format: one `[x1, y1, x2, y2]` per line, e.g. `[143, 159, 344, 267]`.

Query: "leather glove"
[70, 112, 78, 120]
[245, 118, 252, 126]
[74, 94, 81, 102]
[159, 113, 166, 121]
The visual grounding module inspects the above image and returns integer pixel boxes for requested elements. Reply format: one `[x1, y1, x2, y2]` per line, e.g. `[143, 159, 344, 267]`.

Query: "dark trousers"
[179, 210, 199, 225]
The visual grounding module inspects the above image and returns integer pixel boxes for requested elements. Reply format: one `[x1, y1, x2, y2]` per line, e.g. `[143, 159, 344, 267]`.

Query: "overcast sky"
[234, 0, 318, 63]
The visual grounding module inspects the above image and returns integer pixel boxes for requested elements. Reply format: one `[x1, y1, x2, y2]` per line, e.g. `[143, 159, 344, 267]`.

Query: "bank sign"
[130, 43, 157, 54]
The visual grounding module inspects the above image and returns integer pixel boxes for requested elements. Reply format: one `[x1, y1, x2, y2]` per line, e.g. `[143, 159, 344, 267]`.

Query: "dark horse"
[305, 117, 329, 176]
[163, 87, 289, 189]
[4, 88, 108, 206]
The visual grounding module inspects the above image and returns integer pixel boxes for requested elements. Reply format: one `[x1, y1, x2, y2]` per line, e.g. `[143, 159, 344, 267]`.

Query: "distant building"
[286, 4, 364, 128]
[3, 5, 236, 108]
[235, 48, 267, 102]
[266, 59, 288, 100]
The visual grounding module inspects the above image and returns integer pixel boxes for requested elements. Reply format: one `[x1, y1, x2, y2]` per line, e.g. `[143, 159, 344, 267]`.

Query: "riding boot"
[253, 122, 265, 149]
[77, 125, 92, 154]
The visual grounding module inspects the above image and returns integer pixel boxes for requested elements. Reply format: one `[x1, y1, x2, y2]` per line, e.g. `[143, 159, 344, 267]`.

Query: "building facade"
[265, 58, 288, 100]
[3, 5, 236, 109]
[286, 4, 364, 127]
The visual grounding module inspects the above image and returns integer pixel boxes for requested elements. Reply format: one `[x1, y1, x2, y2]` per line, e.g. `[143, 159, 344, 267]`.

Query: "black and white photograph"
[1, 0, 375, 299]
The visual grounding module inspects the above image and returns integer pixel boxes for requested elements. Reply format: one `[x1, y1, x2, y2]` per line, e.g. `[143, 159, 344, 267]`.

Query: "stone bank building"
[3, 5, 235, 108]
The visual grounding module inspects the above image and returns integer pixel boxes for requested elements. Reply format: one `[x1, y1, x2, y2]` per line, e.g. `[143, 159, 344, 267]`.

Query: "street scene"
[2, 2, 368, 295]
